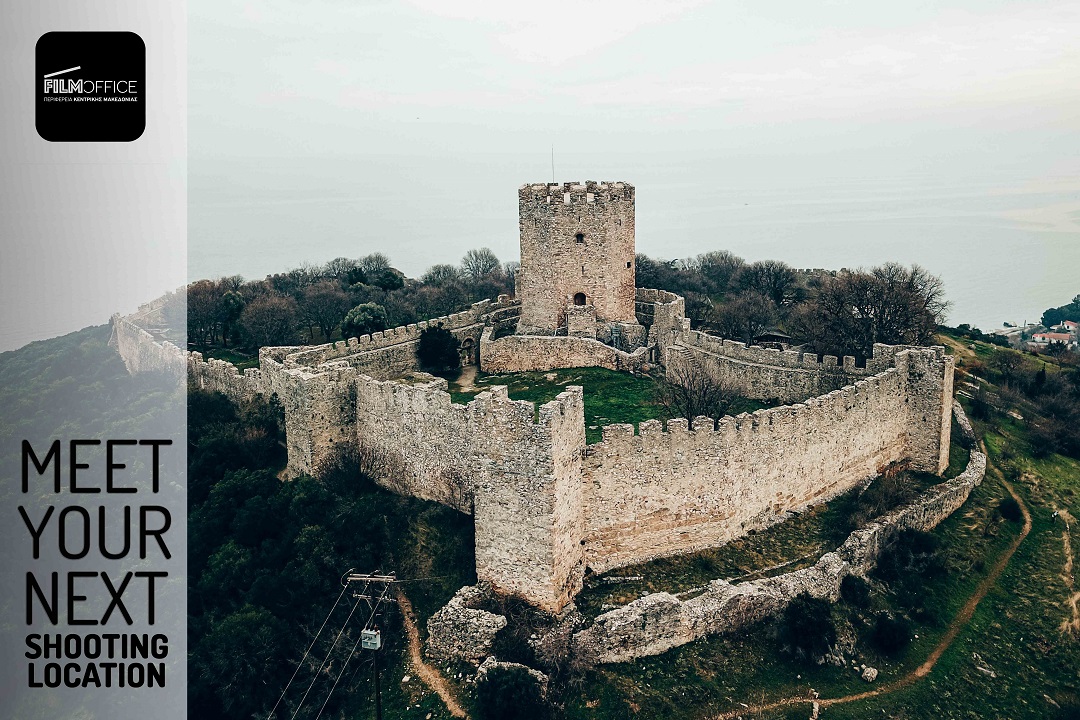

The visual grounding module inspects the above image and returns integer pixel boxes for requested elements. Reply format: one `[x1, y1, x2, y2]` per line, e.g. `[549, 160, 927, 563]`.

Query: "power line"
[313, 582, 392, 720]
[272, 572, 399, 720]
[289, 586, 369, 720]
[267, 581, 351, 720]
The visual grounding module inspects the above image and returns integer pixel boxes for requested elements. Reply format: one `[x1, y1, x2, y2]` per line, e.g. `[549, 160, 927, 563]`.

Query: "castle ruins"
[114, 181, 955, 615]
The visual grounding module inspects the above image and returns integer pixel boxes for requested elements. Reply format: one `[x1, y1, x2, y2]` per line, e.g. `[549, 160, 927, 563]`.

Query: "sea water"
[190, 152, 1080, 331]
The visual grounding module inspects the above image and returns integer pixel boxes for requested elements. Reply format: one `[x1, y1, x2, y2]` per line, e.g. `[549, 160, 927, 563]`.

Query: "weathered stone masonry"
[571, 402, 983, 664]
[580, 347, 952, 576]
[517, 182, 638, 336]
[109, 294, 186, 379]
[121, 294, 953, 613]
[118, 180, 955, 616]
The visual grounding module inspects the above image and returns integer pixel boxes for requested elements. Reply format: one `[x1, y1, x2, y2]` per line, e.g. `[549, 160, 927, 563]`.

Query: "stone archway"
[573, 292, 587, 306]
[459, 337, 476, 366]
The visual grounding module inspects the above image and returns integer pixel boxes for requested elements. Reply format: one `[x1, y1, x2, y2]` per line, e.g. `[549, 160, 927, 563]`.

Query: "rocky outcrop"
[425, 584, 507, 665]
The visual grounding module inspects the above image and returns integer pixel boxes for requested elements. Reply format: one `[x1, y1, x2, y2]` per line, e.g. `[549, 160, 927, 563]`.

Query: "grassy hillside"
[550, 331, 1080, 719]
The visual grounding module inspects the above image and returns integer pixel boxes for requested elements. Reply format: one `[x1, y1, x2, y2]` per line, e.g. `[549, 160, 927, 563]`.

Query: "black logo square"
[36, 31, 146, 142]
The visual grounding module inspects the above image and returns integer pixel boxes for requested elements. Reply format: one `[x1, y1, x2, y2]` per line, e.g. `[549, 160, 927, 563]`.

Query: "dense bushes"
[998, 496, 1023, 523]
[476, 664, 550, 720]
[871, 613, 913, 655]
[840, 575, 871, 608]
[187, 388, 477, 720]
[417, 324, 461, 372]
[636, 253, 947, 359]
[183, 246, 947, 366]
[182, 250, 514, 352]
[780, 593, 836, 658]
[188, 390, 389, 719]
[874, 529, 946, 583]
[839, 466, 918, 537]
[342, 301, 389, 337]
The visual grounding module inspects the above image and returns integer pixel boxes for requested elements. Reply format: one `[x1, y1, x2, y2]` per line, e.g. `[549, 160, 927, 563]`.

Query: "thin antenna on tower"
[551, 145, 555, 183]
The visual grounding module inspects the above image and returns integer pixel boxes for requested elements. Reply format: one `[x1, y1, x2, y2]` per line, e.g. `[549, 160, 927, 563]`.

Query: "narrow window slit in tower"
[575, 233, 585, 243]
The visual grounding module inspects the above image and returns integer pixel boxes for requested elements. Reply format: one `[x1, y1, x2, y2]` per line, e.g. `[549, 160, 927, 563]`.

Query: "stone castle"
[113, 180, 955, 616]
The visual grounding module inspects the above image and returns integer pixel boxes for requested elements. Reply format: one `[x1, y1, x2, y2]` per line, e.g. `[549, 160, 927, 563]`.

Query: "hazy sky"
[191, 0, 1078, 160]
[189, 1, 1080, 328]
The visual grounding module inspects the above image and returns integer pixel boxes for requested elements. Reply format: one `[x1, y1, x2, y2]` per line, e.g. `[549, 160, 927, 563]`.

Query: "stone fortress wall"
[109, 293, 186, 379]
[188, 296, 523, 477]
[354, 373, 588, 610]
[580, 346, 952, 575]
[479, 326, 651, 374]
[572, 402, 983, 664]
[119, 287, 953, 613]
[116, 179, 956, 616]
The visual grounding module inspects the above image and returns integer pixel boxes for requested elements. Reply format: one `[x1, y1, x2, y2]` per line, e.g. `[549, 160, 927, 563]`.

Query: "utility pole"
[373, 641, 382, 720]
[269, 570, 399, 720]
[346, 572, 396, 719]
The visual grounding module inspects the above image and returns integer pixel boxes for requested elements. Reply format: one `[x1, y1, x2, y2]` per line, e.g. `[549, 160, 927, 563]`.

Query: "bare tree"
[219, 274, 246, 292]
[735, 260, 802, 307]
[298, 280, 352, 341]
[187, 279, 224, 348]
[357, 252, 392, 277]
[697, 250, 745, 294]
[421, 263, 464, 287]
[989, 349, 1027, 388]
[461, 247, 501, 280]
[322, 256, 359, 280]
[238, 295, 299, 348]
[654, 359, 740, 423]
[802, 263, 950, 356]
[503, 260, 521, 293]
[709, 291, 777, 344]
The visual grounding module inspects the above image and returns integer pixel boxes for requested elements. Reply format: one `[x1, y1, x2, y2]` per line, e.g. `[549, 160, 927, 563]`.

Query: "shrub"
[476, 664, 550, 720]
[780, 592, 836, 658]
[847, 467, 916, 531]
[970, 386, 993, 420]
[871, 613, 912, 654]
[840, 575, 871, 608]
[998, 495, 1023, 523]
[417, 323, 460, 372]
[239, 295, 299, 348]
[874, 529, 945, 582]
[341, 302, 388, 338]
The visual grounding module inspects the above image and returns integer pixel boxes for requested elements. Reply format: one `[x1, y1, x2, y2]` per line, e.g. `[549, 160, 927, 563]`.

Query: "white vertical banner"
[0, 3, 187, 720]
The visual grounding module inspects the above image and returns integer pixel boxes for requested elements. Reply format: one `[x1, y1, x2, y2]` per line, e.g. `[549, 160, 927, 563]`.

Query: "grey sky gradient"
[190, 0, 1080, 329]
[191, 0, 1078, 157]
[1, 2, 187, 352]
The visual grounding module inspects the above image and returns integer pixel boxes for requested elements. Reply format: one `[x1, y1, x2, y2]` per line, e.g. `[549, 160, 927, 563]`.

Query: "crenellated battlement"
[109, 313, 186, 379]
[593, 366, 902, 452]
[679, 329, 874, 374]
[121, 279, 953, 614]
[580, 348, 948, 573]
[634, 288, 682, 306]
[282, 297, 515, 369]
[517, 180, 638, 334]
[116, 176, 958, 616]
[519, 181, 634, 206]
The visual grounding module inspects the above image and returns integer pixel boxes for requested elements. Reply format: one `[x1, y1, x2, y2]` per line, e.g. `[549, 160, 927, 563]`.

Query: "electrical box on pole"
[361, 629, 381, 650]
